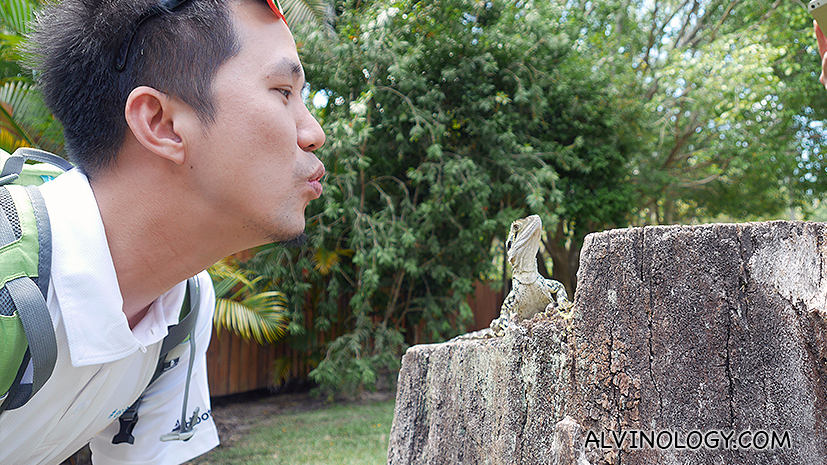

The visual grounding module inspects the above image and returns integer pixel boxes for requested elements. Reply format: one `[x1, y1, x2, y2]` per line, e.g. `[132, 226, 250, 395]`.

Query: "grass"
[189, 399, 396, 465]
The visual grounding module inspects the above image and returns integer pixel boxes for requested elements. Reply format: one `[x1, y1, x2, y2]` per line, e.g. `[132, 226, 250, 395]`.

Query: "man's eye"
[275, 88, 291, 98]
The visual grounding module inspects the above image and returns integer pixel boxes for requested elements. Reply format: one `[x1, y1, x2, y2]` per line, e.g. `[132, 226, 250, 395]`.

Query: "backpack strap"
[160, 276, 201, 442]
[0, 154, 24, 185]
[12, 148, 74, 172]
[0, 185, 57, 414]
[0, 148, 69, 415]
[0, 148, 72, 187]
[112, 276, 202, 445]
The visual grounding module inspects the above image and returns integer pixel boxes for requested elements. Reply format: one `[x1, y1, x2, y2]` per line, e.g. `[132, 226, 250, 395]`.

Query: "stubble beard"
[274, 231, 307, 248]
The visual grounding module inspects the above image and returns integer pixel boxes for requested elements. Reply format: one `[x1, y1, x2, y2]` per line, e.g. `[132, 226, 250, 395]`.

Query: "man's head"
[177, 0, 325, 245]
[27, 0, 249, 176]
[29, 0, 325, 246]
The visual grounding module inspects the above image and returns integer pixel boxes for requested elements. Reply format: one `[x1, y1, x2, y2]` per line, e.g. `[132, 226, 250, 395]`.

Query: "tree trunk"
[388, 221, 827, 465]
[547, 222, 582, 294]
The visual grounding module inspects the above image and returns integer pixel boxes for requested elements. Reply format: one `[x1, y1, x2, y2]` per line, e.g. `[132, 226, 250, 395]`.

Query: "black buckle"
[112, 411, 139, 445]
[112, 397, 142, 445]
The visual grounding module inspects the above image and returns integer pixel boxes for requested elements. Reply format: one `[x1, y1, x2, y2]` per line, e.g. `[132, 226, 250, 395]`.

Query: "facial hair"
[276, 232, 307, 248]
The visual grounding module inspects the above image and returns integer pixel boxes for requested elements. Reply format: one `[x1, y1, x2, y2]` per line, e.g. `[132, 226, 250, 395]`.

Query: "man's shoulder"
[38, 169, 104, 245]
[38, 168, 90, 197]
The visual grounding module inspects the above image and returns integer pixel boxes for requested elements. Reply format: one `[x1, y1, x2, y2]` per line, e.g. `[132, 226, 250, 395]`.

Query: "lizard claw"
[544, 299, 574, 318]
[490, 317, 508, 337]
[557, 299, 574, 317]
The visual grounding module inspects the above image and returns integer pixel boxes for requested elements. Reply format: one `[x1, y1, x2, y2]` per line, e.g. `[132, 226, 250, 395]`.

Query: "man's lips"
[308, 166, 325, 198]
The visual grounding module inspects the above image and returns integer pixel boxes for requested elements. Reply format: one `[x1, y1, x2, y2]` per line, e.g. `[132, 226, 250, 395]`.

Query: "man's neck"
[88, 145, 250, 325]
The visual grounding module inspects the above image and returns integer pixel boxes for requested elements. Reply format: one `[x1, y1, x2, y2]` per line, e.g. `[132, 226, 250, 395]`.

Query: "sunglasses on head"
[115, 0, 288, 71]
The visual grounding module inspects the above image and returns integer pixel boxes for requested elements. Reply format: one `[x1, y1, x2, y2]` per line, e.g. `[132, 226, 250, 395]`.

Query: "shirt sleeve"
[88, 271, 220, 465]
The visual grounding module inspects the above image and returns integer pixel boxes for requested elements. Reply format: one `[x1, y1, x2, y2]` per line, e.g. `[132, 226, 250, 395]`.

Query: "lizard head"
[505, 215, 543, 272]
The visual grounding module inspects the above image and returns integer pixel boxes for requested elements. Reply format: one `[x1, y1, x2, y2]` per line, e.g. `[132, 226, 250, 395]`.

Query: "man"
[0, 0, 325, 462]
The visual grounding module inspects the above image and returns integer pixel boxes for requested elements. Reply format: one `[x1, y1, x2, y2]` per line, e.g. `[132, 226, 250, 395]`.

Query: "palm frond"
[0, 0, 37, 35]
[270, 356, 292, 389]
[209, 257, 258, 298]
[209, 257, 252, 284]
[311, 247, 353, 276]
[213, 291, 289, 345]
[0, 81, 64, 153]
[209, 257, 290, 345]
[0, 83, 34, 151]
[0, 32, 24, 64]
[0, 129, 25, 153]
[281, 0, 335, 36]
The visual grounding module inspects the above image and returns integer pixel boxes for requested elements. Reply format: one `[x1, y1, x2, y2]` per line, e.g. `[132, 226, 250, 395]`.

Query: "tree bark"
[388, 221, 827, 465]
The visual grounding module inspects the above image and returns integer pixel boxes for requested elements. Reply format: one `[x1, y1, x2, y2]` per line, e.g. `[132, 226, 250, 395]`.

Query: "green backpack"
[0, 147, 202, 443]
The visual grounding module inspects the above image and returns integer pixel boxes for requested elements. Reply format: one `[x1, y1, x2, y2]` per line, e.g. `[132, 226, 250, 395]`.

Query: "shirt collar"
[39, 169, 185, 367]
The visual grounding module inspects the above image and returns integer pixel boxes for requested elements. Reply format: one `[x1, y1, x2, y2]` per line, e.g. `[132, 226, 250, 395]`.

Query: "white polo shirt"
[0, 169, 219, 464]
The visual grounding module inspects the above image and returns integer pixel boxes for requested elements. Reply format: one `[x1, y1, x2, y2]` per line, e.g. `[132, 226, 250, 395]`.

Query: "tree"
[255, 0, 643, 396]
[555, 0, 827, 224]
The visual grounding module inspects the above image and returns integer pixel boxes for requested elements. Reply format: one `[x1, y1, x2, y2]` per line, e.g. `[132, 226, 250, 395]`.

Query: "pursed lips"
[307, 164, 325, 198]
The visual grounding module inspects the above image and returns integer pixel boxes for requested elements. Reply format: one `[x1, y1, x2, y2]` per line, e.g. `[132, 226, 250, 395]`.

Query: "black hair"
[26, 0, 242, 177]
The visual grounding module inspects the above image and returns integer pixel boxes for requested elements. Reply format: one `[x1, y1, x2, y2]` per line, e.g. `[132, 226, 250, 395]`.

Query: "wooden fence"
[206, 280, 502, 397]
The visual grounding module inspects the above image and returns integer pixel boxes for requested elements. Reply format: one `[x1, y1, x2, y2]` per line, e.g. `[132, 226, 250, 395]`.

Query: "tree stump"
[387, 221, 827, 465]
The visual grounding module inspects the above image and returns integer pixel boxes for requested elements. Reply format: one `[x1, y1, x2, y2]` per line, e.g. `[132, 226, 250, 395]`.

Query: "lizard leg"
[555, 286, 573, 310]
[542, 278, 573, 313]
[491, 288, 517, 336]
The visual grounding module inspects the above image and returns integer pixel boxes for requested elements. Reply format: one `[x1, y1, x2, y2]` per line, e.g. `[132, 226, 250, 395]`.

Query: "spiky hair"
[26, 0, 242, 176]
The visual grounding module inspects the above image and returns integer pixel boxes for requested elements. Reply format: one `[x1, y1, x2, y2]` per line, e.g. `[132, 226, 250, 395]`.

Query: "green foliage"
[0, 80, 63, 153]
[0, 0, 64, 154]
[251, 0, 640, 396]
[0, 0, 37, 35]
[559, 0, 827, 223]
[281, 0, 336, 36]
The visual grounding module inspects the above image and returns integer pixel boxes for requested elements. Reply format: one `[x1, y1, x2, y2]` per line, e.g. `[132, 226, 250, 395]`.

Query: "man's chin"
[276, 232, 307, 248]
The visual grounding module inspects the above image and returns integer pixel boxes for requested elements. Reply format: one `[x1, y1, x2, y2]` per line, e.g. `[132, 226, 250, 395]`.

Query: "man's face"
[187, 0, 325, 246]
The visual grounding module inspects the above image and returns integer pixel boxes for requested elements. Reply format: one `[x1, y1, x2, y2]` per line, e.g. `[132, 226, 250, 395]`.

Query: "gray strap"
[23, 185, 52, 297]
[159, 277, 200, 356]
[12, 148, 74, 172]
[0, 190, 16, 245]
[161, 277, 201, 442]
[160, 322, 198, 442]
[112, 277, 202, 444]
[6, 277, 57, 400]
[0, 154, 23, 185]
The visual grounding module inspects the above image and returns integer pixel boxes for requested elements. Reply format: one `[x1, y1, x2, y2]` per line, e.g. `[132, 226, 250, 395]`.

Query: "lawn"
[187, 397, 396, 465]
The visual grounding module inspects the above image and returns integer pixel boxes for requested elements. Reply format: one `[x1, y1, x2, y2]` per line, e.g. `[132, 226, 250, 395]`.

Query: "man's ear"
[124, 86, 188, 165]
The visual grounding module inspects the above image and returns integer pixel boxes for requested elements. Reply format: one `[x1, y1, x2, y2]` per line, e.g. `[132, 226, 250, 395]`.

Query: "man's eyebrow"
[269, 58, 305, 82]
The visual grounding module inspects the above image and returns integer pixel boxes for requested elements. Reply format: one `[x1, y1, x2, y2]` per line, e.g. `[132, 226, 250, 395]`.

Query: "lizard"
[489, 214, 573, 336]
